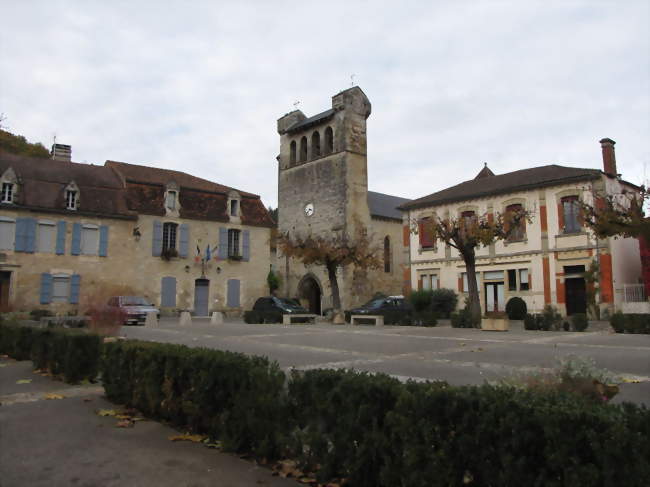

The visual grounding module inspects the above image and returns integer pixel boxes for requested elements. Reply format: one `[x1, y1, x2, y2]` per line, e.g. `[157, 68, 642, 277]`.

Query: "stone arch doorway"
[298, 274, 322, 315]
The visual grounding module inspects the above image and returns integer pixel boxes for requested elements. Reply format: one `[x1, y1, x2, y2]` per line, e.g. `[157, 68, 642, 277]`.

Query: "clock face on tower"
[304, 203, 314, 217]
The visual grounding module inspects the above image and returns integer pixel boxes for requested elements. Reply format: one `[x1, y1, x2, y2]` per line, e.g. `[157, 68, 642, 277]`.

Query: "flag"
[196, 244, 201, 256]
[205, 244, 211, 261]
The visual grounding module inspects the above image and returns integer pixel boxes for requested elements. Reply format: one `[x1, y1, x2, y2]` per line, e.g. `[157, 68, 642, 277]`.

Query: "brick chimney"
[599, 138, 616, 176]
[51, 143, 71, 162]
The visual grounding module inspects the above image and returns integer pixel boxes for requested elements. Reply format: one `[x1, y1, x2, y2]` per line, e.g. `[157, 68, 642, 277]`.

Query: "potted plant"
[161, 248, 179, 261]
[481, 311, 509, 331]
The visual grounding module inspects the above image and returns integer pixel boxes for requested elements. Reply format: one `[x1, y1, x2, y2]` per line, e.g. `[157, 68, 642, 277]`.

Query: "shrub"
[243, 310, 259, 324]
[505, 297, 527, 320]
[541, 305, 563, 331]
[85, 306, 124, 335]
[608, 312, 650, 334]
[451, 307, 479, 328]
[29, 309, 53, 321]
[571, 313, 589, 332]
[409, 290, 433, 313]
[267, 270, 281, 294]
[413, 310, 437, 327]
[523, 313, 539, 330]
[610, 311, 626, 333]
[429, 289, 458, 318]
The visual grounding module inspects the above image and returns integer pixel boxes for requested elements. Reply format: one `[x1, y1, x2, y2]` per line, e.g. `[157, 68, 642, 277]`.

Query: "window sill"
[503, 238, 527, 246]
[556, 231, 587, 238]
[418, 247, 437, 253]
[228, 255, 243, 261]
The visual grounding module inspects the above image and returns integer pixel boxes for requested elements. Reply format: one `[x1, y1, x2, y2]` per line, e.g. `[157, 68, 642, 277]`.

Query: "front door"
[565, 278, 587, 315]
[194, 279, 210, 316]
[0, 271, 11, 312]
[485, 282, 505, 312]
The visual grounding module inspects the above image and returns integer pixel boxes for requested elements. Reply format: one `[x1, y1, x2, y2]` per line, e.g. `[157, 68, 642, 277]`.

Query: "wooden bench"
[350, 314, 384, 326]
[282, 313, 318, 325]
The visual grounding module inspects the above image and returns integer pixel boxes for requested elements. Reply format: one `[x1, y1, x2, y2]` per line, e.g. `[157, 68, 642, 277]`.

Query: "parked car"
[107, 296, 160, 325]
[345, 295, 413, 325]
[245, 296, 310, 323]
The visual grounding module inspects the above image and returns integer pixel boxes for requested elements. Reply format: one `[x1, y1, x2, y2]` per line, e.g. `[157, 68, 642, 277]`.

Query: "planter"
[481, 317, 509, 331]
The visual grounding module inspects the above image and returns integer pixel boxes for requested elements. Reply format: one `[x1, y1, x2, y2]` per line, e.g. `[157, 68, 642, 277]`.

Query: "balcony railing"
[623, 284, 646, 303]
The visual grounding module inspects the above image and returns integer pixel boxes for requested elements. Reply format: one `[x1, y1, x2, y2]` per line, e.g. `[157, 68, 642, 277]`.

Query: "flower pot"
[481, 317, 509, 331]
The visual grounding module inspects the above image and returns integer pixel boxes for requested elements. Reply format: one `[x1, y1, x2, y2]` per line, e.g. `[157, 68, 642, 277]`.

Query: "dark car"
[245, 296, 309, 323]
[345, 295, 413, 325]
[107, 296, 160, 325]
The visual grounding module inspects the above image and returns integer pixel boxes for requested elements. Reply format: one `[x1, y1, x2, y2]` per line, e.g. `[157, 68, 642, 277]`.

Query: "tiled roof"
[368, 191, 410, 221]
[287, 109, 335, 134]
[0, 150, 133, 218]
[399, 164, 602, 210]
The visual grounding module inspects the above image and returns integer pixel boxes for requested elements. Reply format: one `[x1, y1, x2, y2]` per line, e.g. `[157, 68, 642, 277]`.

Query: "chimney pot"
[599, 138, 616, 177]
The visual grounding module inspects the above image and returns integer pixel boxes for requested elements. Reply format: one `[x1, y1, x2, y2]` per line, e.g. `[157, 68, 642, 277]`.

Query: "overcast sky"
[1, 1, 648, 208]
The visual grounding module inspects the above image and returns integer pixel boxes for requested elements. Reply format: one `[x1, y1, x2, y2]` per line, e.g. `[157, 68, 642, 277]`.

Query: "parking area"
[123, 318, 650, 405]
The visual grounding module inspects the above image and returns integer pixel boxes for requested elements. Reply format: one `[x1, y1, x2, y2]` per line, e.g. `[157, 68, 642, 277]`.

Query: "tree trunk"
[461, 247, 482, 324]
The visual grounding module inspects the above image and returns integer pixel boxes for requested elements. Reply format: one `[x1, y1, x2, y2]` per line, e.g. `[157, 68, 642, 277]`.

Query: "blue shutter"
[40, 273, 53, 304]
[179, 224, 189, 258]
[56, 221, 66, 255]
[69, 274, 81, 304]
[218, 227, 228, 259]
[99, 225, 109, 257]
[152, 220, 163, 256]
[161, 276, 177, 307]
[14, 218, 26, 252]
[227, 279, 240, 307]
[242, 230, 250, 261]
[25, 218, 37, 253]
[71, 223, 82, 255]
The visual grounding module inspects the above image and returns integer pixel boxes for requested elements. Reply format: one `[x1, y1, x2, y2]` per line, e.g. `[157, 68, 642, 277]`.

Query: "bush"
[541, 305, 563, 331]
[86, 306, 124, 336]
[610, 312, 626, 333]
[409, 290, 433, 313]
[609, 313, 650, 334]
[505, 296, 527, 320]
[523, 313, 541, 330]
[101, 340, 287, 460]
[29, 309, 53, 321]
[413, 310, 437, 327]
[429, 289, 458, 318]
[243, 310, 259, 324]
[451, 307, 479, 328]
[571, 313, 589, 332]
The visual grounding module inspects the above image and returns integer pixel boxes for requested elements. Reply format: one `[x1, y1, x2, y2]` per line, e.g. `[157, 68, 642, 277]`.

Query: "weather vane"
[350, 74, 356, 87]
[293, 100, 300, 110]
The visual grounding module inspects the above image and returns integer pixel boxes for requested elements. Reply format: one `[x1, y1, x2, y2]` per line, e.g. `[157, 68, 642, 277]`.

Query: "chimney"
[51, 143, 71, 162]
[599, 138, 616, 176]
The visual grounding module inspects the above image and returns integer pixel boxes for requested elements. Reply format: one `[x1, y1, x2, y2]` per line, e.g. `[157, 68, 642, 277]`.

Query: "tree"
[414, 208, 530, 322]
[0, 129, 50, 158]
[581, 187, 650, 241]
[277, 231, 381, 319]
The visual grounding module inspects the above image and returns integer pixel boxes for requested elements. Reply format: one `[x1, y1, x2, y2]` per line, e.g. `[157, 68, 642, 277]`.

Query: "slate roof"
[287, 109, 336, 134]
[399, 165, 603, 211]
[368, 191, 410, 221]
[0, 150, 133, 218]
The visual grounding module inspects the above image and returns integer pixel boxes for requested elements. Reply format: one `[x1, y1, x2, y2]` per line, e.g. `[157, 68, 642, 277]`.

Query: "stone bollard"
[179, 311, 192, 327]
[145, 311, 158, 328]
[210, 312, 224, 325]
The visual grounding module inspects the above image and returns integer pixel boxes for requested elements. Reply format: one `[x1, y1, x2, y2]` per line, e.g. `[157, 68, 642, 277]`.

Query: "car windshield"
[272, 297, 302, 309]
[363, 299, 385, 309]
[121, 296, 149, 306]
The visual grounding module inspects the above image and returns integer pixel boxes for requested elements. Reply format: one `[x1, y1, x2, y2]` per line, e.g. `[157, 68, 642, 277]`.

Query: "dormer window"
[230, 199, 238, 217]
[1, 183, 14, 203]
[166, 190, 177, 210]
[66, 190, 77, 210]
[228, 191, 241, 221]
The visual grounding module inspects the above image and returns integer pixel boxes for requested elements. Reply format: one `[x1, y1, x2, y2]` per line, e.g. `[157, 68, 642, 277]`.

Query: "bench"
[350, 314, 384, 326]
[282, 313, 318, 325]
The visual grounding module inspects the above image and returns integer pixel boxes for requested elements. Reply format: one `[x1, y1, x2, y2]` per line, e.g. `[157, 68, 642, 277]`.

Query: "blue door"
[194, 279, 210, 316]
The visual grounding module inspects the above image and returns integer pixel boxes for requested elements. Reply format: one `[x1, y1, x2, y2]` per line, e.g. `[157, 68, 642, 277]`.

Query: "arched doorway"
[298, 274, 322, 315]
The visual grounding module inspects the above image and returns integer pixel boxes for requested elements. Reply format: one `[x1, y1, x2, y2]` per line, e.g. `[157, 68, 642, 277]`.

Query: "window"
[461, 272, 478, 293]
[418, 217, 435, 249]
[37, 221, 55, 253]
[311, 131, 321, 159]
[81, 225, 99, 255]
[484, 271, 504, 280]
[52, 275, 71, 303]
[299, 136, 308, 162]
[1, 183, 14, 203]
[290, 141, 297, 165]
[166, 191, 177, 210]
[384, 236, 391, 273]
[422, 274, 438, 290]
[0, 218, 15, 250]
[230, 199, 238, 217]
[66, 190, 77, 210]
[228, 229, 241, 257]
[505, 203, 525, 241]
[460, 210, 476, 236]
[163, 222, 178, 251]
[508, 269, 517, 291]
[562, 196, 581, 233]
[324, 126, 333, 154]
[519, 269, 529, 290]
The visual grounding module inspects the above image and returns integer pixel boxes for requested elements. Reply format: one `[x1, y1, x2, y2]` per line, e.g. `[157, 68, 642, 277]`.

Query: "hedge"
[611, 312, 650, 334]
[0, 323, 101, 383]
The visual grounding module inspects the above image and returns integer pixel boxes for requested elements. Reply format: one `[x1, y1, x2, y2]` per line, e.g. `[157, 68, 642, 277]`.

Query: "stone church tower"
[277, 87, 407, 313]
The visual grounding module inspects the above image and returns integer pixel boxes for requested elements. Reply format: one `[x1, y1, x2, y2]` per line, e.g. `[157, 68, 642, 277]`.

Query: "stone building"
[276, 87, 409, 312]
[399, 138, 642, 316]
[0, 148, 274, 314]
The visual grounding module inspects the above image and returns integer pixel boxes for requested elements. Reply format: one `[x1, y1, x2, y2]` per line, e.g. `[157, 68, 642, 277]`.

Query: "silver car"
[107, 296, 160, 325]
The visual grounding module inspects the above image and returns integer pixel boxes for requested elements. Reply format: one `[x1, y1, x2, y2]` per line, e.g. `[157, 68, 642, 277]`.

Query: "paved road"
[124, 318, 650, 406]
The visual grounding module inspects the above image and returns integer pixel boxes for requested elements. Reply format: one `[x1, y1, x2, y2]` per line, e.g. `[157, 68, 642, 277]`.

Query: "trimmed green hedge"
[0, 324, 101, 383]
[611, 312, 650, 334]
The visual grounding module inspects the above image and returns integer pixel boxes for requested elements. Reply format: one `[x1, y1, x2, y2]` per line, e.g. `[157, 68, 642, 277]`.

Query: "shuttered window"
[37, 221, 56, 253]
[81, 225, 99, 255]
[52, 275, 71, 303]
[163, 222, 177, 251]
[0, 218, 15, 250]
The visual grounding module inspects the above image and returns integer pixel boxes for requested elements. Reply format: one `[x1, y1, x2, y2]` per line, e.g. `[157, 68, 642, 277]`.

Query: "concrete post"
[210, 312, 224, 325]
[179, 311, 192, 327]
[145, 311, 158, 328]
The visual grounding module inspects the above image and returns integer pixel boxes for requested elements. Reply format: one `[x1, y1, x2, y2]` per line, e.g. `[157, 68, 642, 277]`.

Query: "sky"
[1, 0, 648, 208]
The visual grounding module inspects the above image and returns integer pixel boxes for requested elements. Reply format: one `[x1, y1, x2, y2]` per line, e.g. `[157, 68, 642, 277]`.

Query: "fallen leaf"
[168, 434, 206, 443]
[116, 419, 134, 428]
[622, 378, 642, 384]
[44, 393, 65, 400]
[96, 409, 119, 417]
[16, 379, 32, 384]
[300, 477, 317, 484]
